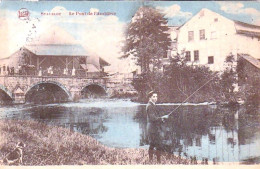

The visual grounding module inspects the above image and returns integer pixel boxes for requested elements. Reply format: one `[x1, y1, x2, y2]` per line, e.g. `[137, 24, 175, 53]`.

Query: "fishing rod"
[164, 75, 217, 118]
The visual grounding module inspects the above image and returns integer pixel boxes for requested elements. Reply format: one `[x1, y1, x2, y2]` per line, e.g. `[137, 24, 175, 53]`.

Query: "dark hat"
[147, 91, 157, 98]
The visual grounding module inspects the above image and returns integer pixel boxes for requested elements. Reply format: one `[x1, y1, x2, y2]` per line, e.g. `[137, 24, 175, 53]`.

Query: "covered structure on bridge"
[0, 26, 110, 77]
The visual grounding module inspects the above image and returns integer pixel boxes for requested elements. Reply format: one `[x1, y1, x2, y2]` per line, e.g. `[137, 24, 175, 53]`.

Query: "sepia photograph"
[0, 0, 259, 167]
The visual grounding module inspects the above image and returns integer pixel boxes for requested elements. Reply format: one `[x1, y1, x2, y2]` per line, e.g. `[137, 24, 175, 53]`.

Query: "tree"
[162, 53, 219, 103]
[122, 6, 171, 74]
[220, 53, 237, 101]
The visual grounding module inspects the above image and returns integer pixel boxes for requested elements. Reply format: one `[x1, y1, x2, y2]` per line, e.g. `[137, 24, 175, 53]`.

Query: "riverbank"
[0, 119, 190, 165]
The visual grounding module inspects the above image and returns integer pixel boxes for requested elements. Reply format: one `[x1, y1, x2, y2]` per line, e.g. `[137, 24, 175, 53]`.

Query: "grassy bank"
[0, 119, 190, 165]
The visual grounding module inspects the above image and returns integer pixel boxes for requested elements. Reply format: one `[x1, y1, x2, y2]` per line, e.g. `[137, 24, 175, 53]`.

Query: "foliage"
[244, 79, 260, 108]
[132, 49, 233, 103]
[219, 54, 237, 101]
[236, 57, 247, 83]
[161, 54, 221, 103]
[122, 6, 171, 74]
[132, 67, 167, 102]
[236, 55, 260, 108]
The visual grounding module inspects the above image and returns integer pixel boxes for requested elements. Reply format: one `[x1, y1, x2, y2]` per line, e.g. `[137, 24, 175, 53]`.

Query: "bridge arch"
[81, 83, 107, 98]
[0, 84, 13, 100]
[25, 81, 72, 101]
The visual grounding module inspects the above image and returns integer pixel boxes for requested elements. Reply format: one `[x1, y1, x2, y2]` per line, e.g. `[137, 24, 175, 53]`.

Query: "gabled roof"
[0, 47, 35, 60]
[239, 54, 260, 69]
[86, 64, 99, 72]
[176, 8, 216, 30]
[234, 20, 260, 38]
[236, 30, 260, 38]
[25, 44, 89, 56]
[176, 8, 260, 37]
[99, 57, 110, 66]
[234, 20, 260, 29]
[24, 25, 90, 56]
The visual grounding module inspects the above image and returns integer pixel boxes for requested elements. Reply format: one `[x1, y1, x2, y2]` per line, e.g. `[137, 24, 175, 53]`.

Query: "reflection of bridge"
[0, 75, 114, 103]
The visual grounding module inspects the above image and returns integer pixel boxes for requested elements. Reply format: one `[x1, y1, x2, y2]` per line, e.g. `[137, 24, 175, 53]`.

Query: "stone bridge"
[0, 75, 114, 103]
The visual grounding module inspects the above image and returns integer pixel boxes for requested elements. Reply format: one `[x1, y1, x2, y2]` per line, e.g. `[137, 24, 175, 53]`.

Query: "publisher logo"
[18, 8, 30, 20]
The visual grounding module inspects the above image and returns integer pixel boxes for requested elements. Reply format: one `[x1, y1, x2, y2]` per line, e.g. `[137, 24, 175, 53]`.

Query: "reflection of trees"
[134, 106, 148, 146]
[65, 111, 108, 136]
[135, 105, 260, 159]
[25, 103, 260, 162]
[161, 106, 214, 153]
[237, 107, 260, 145]
[28, 106, 108, 136]
[135, 106, 217, 153]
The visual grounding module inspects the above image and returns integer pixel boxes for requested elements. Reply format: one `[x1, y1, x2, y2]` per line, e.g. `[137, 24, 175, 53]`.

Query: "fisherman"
[146, 91, 168, 163]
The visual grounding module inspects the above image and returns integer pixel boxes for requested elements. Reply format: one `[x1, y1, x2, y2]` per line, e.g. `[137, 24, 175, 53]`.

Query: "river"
[0, 99, 260, 164]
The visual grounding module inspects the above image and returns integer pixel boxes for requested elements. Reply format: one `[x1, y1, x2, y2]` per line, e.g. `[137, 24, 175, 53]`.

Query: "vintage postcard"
[0, 0, 259, 168]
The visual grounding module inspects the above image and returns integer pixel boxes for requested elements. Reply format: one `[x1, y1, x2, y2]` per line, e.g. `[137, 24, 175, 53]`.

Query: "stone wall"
[0, 75, 109, 103]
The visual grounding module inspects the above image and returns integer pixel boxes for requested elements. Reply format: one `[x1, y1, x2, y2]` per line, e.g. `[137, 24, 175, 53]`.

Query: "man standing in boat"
[146, 91, 169, 163]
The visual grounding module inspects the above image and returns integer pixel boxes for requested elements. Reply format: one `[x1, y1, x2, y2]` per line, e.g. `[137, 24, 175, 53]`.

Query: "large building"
[176, 8, 260, 71]
[0, 26, 109, 77]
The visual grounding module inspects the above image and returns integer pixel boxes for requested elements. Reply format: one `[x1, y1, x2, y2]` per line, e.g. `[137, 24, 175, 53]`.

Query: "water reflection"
[135, 105, 260, 163]
[1, 101, 260, 163]
[28, 106, 109, 136]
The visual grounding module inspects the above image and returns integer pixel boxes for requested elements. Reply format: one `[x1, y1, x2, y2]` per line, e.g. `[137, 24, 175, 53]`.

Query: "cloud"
[50, 6, 69, 15]
[157, 4, 192, 19]
[243, 8, 260, 16]
[218, 2, 260, 25]
[219, 2, 244, 14]
[90, 8, 99, 13]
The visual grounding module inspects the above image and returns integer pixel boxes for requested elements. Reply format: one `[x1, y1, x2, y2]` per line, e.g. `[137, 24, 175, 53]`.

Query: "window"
[188, 31, 194, 42]
[211, 31, 217, 39]
[208, 56, 214, 64]
[200, 29, 205, 40]
[214, 18, 218, 22]
[185, 51, 191, 61]
[194, 50, 199, 61]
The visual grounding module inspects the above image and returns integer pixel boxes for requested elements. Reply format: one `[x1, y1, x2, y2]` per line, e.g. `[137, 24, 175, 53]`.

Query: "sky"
[0, 1, 260, 72]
